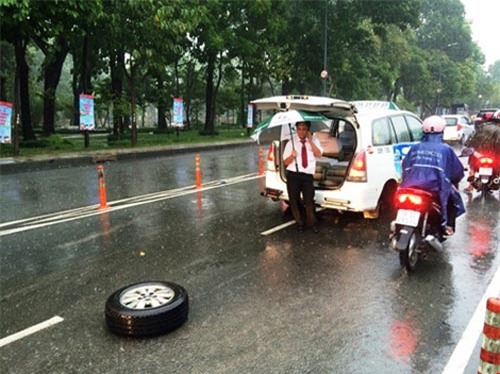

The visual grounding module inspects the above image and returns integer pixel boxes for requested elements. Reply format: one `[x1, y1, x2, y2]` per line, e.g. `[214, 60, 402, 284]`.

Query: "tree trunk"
[174, 61, 180, 97]
[14, 39, 35, 141]
[157, 78, 167, 132]
[240, 63, 245, 128]
[204, 51, 216, 134]
[72, 68, 79, 127]
[110, 50, 124, 137]
[79, 34, 92, 93]
[129, 64, 137, 146]
[281, 77, 292, 95]
[391, 77, 401, 103]
[184, 61, 196, 129]
[42, 37, 68, 136]
[0, 76, 6, 101]
[210, 52, 223, 132]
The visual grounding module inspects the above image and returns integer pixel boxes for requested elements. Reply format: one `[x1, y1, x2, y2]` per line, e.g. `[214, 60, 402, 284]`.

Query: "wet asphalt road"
[0, 145, 499, 374]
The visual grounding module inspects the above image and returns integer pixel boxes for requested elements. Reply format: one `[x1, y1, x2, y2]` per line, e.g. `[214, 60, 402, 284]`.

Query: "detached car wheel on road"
[105, 281, 189, 338]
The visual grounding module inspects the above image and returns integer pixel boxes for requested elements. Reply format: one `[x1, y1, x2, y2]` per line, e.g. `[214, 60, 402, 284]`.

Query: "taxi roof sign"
[352, 101, 399, 112]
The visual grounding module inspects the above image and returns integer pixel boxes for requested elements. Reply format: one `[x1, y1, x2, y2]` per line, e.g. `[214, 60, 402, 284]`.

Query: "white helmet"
[422, 115, 446, 133]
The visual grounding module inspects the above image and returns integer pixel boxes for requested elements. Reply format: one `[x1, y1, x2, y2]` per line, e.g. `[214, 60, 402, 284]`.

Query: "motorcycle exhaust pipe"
[425, 235, 443, 252]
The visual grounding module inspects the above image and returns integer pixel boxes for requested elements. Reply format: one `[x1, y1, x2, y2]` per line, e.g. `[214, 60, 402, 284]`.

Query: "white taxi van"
[251, 95, 423, 219]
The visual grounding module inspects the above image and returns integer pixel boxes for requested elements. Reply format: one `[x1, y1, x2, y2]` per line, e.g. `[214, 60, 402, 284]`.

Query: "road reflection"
[461, 192, 500, 274]
[389, 313, 419, 364]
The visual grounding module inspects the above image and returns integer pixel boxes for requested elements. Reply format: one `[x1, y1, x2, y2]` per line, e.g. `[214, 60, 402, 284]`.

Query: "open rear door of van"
[251, 95, 356, 120]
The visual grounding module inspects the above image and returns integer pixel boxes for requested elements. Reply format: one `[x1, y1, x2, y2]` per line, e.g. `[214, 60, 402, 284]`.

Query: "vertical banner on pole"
[247, 104, 254, 128]
[173, 97, 184, 128]
[79, 94, 95, 131]
[0, 101, 13, 144]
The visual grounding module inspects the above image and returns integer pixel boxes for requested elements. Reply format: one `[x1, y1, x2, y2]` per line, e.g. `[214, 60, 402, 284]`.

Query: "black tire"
[399, 233, 418, 271]
[481, 183, 488, 198]
[105, 281, 189, 338]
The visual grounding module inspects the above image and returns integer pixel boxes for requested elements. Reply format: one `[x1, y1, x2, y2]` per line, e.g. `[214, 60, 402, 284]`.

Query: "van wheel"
[364, 182, 397, 219]
[105, 281, 189, 338]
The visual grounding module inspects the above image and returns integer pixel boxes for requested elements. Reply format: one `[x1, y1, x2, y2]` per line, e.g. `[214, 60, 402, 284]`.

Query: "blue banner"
[247, 104, 254, 128]
[173, 98, 184, 127]
[0, 101, 13, 144]
[79, 94, 95, 131]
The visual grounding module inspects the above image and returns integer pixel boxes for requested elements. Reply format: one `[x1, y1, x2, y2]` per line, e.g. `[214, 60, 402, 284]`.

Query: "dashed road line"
[261, 220, 296, 235]
[260, 208, 325, 236]
[0, 316, 64, 348]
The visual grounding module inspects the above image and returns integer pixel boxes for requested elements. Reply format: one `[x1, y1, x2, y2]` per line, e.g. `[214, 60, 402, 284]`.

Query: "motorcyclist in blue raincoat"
[400, 115, 465, 235]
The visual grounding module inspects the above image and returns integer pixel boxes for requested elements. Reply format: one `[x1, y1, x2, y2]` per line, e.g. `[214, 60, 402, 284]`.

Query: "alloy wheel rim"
[120, 284, 175, 310]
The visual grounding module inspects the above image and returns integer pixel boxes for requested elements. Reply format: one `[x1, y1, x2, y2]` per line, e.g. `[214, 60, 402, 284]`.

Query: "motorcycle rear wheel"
[481, 183, 489, 198]
[399, 233, 418, 271]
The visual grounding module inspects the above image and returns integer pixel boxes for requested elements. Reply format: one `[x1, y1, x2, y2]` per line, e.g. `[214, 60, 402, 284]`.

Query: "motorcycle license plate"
[479, 167, 493, 176]
[395, 209, 420, 227]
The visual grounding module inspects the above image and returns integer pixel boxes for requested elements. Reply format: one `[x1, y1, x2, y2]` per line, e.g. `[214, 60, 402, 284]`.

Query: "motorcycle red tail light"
[394, 189, 431, 211]
[397, 193, 423, 206]
[479, 157, 493, 165]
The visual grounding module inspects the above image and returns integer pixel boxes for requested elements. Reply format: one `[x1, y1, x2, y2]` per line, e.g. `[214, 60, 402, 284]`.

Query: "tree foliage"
[1, 0, 498, 146]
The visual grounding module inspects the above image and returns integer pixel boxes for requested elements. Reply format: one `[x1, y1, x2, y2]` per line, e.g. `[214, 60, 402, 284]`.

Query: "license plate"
[395, 209, 420, 227]
[479, 167, 493, 176]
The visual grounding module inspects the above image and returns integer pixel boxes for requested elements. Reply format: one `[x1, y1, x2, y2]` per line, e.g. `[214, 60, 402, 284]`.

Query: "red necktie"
[301, 139, 308, 168]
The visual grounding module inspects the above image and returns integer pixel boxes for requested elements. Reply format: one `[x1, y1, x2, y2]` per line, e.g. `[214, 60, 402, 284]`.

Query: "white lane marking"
[260, 208, 326, 236]
[441, 261, 500, 374]
[0, 205, 99, 229]
[261, 220, 296, 235]
[0, 316, 64, 348]
[0, 174, 263, 236]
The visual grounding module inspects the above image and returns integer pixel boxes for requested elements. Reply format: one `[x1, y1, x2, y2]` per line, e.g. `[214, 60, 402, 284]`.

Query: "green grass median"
[0, 127, 253, 158]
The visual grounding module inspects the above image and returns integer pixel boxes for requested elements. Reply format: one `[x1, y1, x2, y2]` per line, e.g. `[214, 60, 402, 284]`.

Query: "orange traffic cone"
[477, 297, 500, 374]
[97, 165, 109, 209]
[195, 153, 202, 189]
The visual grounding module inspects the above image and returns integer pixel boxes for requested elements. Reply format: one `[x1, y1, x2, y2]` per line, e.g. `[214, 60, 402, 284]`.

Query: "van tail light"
[347, 150, 367, 182]
[267, 143, 276, 171]
[479, 156, 493, 165]
[267, 143, 274, 161]
[457, 124, 462, 131]
[394, 188, 431, 211]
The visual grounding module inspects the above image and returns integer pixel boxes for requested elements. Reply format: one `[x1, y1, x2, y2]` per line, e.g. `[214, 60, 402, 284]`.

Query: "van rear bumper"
[261, 188, 283, 201]
[316, 183, 379, 212]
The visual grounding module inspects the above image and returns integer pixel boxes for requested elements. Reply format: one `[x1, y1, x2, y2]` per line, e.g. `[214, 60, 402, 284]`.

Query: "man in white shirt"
[282, 121, 323, 232]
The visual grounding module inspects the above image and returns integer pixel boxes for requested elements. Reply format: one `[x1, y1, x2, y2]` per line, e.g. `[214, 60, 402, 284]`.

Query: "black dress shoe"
[297, 225, 305, 232]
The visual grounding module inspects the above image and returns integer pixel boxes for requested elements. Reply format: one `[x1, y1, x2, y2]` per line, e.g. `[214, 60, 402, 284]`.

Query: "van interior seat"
[339, 126, 355, 150]
[314, 132, 343, 158]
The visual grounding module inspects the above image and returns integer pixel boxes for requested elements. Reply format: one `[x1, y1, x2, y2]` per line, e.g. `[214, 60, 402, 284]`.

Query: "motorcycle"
[390, 187, 445, 271]
[470, 153, 500, 197]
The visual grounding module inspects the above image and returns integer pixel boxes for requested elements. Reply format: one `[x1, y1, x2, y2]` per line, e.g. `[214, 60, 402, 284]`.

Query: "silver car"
[442, 114, 474, 144]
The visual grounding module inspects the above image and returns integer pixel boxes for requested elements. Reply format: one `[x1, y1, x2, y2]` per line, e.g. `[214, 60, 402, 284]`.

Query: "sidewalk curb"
[0, 139, 257, 174]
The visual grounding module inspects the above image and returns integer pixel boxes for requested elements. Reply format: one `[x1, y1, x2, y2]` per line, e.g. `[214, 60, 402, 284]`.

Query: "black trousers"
[286, 171, 317, 227]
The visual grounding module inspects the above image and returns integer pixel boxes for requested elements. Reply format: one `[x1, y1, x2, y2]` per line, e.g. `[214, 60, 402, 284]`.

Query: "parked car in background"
[473, 108, 500, 130]
[442, 114, 474, 144]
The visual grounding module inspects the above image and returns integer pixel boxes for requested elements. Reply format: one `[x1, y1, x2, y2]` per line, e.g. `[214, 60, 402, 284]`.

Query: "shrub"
[47, 134, 73, 150]
[198, 129, 219, 136]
